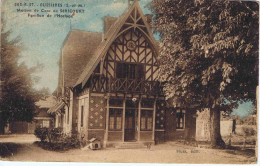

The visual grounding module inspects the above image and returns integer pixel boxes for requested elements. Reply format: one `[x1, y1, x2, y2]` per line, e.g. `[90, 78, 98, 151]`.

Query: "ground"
[0, 134, 257, 164]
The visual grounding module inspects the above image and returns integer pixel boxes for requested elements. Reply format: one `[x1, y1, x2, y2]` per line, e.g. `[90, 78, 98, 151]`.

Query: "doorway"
[124, 109, 137, 141]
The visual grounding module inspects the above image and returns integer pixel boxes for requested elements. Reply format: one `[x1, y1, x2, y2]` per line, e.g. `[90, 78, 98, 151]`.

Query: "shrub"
[35, 135, 82, 151]
[241, 126, 256, 148]
[63, 135, 81, 149]
[0, 143, 21, 158]
[48, 127, 63, 143]
[242, 126, 256, 137]
[34, 127, 48, 142]
[34, 127, 83, 151]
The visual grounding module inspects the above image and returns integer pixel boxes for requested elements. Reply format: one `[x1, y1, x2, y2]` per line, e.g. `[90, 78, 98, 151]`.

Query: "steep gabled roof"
[104, 16, 118, 34]
[74, 1, 158, 88]
[62, 30, 103, 87]
[47, 102, 65, 114]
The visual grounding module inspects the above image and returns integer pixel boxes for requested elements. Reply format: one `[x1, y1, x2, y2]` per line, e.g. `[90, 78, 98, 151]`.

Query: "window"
[176, 109, 185, 129]
[58, 115, 61, 127]
[126, 100, 138, 108]
[109, 108, 122, 130]
[109, 99, 123, 107]
[141, 110, 153, 131]
[81, 106, 84, 127]
[141, 99, 154, 108]
[43, 120, 50, 128]
[116, 62, 144, 79]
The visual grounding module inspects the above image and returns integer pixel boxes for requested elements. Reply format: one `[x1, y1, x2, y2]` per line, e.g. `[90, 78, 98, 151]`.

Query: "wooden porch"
[102, 96, 157, 147]
[90, 75, 163, 96]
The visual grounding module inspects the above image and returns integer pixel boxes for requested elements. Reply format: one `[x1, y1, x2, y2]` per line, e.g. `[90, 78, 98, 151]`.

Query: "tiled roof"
[74, 1, 141, 88]
[104, 16, 118, 34]
[62, 1, 158, 89]
[62, 30, 103, 87]
[47, 102, 65, 114]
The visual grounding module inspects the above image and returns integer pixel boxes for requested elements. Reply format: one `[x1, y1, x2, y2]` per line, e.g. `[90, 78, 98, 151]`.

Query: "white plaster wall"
[220, 120, 233, 136]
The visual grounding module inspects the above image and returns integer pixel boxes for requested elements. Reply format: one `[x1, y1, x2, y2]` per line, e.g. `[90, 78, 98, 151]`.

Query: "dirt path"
[0, 134, 39, 143]
[1, 142, 256, 164]
[0, 134, 256, 163]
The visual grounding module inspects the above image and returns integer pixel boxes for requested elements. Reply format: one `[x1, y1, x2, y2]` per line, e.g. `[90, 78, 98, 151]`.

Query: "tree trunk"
[210, 109, 225, 148]
[0, 116, 5, 135]
[0, 123, 5, 135]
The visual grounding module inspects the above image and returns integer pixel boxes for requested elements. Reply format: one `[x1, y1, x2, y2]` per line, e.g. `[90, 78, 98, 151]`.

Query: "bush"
[242, 126, 256, 137]
[48, 127, 63, 143]
[63, 135, 81, 149]
[0, 143, 21, 158]
[35, 134, 82, 151]
[34, 127, 83, 151]
[34, 127, 48, 142]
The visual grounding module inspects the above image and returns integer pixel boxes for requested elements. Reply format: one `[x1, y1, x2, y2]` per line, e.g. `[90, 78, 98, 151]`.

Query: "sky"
[1, 0, 256, 118]
[2, 0, 154, 92]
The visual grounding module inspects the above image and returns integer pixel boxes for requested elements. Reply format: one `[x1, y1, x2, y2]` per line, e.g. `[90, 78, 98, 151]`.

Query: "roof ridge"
[61, 30, 103, 87]
[74, 2, 136, 88]
[73, 0, 157, 88]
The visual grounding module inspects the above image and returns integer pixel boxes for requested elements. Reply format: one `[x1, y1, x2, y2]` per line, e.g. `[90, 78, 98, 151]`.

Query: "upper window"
[176, 109, 185, 130]
[116, 62, 144, 79]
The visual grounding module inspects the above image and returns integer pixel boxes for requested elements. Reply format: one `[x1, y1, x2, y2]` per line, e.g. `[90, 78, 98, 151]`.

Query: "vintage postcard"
[0, 0, 258, 165]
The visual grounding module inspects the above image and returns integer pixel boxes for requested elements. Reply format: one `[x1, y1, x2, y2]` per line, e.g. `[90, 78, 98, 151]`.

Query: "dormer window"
[116, 62, 144, 79]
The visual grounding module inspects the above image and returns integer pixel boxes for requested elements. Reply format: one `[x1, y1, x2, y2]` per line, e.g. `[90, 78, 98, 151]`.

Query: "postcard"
[0, 0, 258, 165]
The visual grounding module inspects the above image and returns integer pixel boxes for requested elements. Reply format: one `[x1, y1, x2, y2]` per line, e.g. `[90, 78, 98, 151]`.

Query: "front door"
[124, 109, 137, 141]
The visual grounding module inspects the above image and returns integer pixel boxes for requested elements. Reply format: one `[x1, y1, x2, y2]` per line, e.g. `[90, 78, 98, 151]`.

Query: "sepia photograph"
[0, 0, 259, 165]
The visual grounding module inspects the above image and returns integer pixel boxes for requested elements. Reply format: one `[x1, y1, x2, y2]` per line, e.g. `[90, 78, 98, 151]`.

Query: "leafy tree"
[0, 20, 42, 134]
[37, 87, 51, 97]
[151, 0, 258, 147]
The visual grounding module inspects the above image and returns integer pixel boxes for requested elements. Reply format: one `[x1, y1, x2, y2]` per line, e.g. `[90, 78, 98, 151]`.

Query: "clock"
[126, 40, 136, 51]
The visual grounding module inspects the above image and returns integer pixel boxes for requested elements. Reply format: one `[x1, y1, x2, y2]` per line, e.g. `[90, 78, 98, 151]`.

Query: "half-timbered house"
[49, 1, 196, 147]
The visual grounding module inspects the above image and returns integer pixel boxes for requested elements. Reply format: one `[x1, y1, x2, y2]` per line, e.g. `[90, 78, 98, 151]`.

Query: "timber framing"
[51, 0, 197, 148]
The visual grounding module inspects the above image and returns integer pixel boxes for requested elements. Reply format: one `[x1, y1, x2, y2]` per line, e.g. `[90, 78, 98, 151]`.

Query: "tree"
[151, 0, 258, 147]
[0, 20, 41, 134]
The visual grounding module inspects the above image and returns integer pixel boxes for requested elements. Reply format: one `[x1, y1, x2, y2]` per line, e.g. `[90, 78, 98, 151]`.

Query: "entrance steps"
[115, 141, 153, 149]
